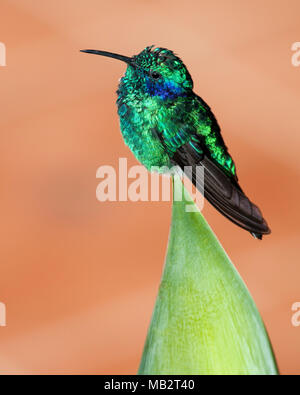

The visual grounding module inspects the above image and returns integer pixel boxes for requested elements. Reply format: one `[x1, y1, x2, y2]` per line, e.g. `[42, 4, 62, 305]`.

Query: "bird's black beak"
[80, 49, 135, 66]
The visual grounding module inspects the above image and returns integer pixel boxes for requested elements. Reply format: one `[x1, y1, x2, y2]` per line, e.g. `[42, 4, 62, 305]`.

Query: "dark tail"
[172, 145, 271, 239]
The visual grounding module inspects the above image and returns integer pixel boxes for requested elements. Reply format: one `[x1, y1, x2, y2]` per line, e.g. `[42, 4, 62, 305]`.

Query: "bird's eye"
[150, 70, 161, 79]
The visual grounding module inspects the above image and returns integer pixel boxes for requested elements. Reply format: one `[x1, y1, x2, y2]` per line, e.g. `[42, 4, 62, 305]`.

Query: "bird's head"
[81, 46, 194, 100]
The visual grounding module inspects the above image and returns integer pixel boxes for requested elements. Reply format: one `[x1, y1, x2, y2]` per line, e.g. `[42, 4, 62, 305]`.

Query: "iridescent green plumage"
[116, 47, 235, 175]
[81, 46, 270, 238]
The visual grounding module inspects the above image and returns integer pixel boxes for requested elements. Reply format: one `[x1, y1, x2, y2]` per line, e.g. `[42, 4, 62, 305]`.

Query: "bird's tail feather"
[172, 144, 271, 238]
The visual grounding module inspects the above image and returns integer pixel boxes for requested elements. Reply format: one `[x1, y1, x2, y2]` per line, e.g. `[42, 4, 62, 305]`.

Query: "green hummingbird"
[81, 46, 270, 239]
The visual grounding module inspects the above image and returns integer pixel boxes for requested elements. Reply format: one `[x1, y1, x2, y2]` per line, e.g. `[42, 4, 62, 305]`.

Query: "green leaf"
[139, 175, 278, 375]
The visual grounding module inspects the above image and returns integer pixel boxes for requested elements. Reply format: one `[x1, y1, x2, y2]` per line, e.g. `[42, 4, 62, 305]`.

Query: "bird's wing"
[171, 139, 270, 238]
[194, 94, 230, 154]
[157, 96, 270, 237]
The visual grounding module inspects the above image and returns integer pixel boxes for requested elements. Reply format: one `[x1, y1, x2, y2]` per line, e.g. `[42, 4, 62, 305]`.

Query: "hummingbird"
[81, 46, 271, 239]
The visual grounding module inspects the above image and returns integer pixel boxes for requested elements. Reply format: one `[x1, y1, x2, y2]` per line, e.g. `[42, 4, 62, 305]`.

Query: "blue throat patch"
[145, 78, 186, 100]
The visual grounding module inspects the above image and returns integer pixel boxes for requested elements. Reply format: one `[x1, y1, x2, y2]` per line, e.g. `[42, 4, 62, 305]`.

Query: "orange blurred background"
[0, 0, 299, 375]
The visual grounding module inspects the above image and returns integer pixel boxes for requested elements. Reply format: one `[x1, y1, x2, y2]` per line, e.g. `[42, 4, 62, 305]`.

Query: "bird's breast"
[116, 96, 171, 170]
